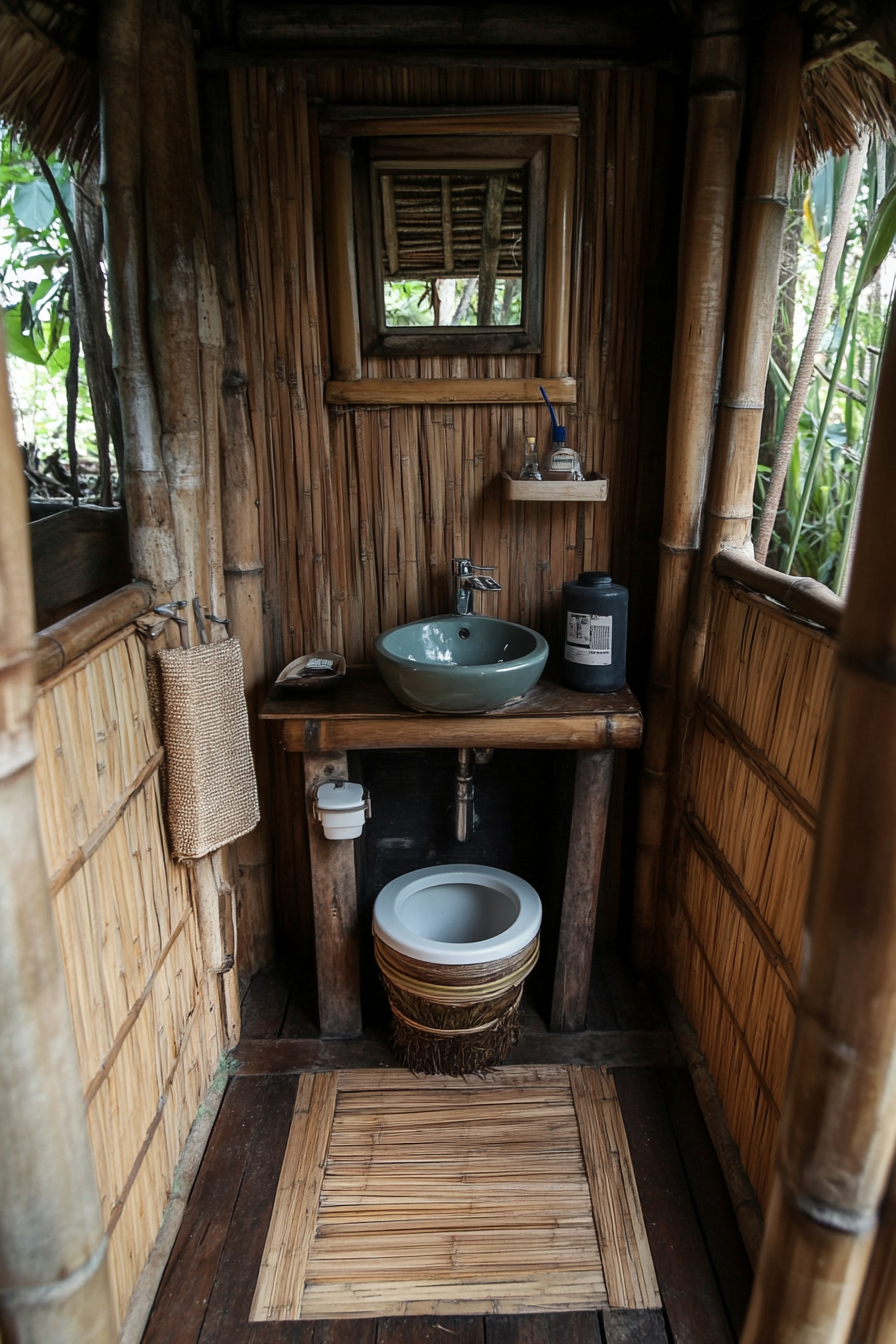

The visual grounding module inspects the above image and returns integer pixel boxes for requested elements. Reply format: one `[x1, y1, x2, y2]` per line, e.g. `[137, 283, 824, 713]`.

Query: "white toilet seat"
[373, 863, 542, 966]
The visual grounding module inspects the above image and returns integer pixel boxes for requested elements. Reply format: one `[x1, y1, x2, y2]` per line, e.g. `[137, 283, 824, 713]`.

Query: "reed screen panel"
[33, 629, 226, 1323]
[666, 577, 835, 1206]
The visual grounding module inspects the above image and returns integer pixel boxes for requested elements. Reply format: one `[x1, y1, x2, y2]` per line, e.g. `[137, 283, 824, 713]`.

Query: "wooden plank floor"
[143, 949, 752, 1344]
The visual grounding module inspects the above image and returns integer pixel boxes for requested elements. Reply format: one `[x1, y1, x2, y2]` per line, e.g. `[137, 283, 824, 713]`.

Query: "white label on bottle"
[565, 611, 612, 665]
[548, 451, 577, 474]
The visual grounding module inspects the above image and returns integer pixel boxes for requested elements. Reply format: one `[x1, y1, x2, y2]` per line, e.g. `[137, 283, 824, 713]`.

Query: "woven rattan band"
[375, 935, 539, 1006]
[388, 986, 524, 1036]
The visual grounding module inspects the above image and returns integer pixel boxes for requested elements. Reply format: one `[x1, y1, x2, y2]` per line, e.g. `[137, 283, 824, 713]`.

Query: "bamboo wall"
[664, 574, 836, 1207]
[229, 65, 663, 676]
[227, 64, 675, 947]
[33, 628, 226, 1323]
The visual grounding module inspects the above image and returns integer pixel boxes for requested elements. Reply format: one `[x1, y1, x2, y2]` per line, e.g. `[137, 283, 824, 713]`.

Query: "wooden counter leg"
[550, 748, 615, 1033]
[303, 751, 362, 1037]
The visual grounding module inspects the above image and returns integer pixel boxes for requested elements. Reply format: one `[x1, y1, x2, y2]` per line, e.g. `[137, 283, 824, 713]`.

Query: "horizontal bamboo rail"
[713, 550, 843, 634]
[34, 582, 154, 683]
[325, 377, 578, 405]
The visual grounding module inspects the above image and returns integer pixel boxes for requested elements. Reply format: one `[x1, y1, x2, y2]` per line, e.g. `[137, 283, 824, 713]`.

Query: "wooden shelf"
[501, 472, 608, 501]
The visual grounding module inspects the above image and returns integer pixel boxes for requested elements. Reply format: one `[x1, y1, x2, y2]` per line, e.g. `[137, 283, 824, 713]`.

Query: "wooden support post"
[303, 752, 362, 1037]
[440, 175, 454, 273]
[631, 1, 745, 967]
[381, 172, 399, 275]
[477, 173, 507, 325]
[741, 265, 896, 1344]
[322, 138, 362, 381]
[541, 134, 577, 378]
[551, 749, 614, 1032]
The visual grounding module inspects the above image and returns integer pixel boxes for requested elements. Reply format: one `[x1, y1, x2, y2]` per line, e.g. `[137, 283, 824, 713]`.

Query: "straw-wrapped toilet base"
[375, 934, 540, 1075]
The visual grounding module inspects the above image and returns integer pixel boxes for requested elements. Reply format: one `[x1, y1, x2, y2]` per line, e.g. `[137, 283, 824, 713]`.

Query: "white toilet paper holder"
[312, 779, 372, 840]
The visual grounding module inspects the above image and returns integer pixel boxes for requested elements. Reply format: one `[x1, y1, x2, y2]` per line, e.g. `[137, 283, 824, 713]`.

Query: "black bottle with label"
[561, 571, 628, 692]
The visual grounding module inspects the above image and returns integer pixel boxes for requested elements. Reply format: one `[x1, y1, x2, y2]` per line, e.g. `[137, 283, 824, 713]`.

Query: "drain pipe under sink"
[454, 748, 493, 842]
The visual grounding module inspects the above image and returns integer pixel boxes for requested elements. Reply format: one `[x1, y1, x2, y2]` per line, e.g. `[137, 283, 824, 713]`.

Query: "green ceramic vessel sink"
[373, 616, 549, 715]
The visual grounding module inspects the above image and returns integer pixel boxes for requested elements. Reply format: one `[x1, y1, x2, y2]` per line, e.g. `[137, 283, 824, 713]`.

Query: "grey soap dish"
[275, 651, 347, 692]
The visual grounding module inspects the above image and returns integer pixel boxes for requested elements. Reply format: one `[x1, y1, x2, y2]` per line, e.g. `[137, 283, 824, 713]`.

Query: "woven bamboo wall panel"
[669, 904, 781, 1207]
[34, 631, 157, 874]
[688, 719, 811, 970]
[230, 66, 658, 676]
[668, 577, 836, 1210]
[700, 582, 836, 808]
[51, 777, 191, 1084]
[33, 630, 226, 1326]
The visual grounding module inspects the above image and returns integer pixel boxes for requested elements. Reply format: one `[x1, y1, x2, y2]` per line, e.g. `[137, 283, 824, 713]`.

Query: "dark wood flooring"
[142, 949, 752, 1344]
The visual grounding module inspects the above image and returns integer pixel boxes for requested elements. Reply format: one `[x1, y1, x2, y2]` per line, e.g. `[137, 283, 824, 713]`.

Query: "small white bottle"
[519, 435, 542, 480]
[541, 425, 584, 481]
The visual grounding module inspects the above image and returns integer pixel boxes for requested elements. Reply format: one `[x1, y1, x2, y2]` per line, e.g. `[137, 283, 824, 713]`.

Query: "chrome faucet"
[453, 557, 501, 615]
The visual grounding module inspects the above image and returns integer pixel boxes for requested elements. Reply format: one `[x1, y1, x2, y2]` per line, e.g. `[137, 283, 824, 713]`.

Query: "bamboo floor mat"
[250, 1064, 660, 1321]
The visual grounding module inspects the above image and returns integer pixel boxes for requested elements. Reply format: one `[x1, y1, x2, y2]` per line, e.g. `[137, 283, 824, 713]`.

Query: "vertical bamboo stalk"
[741, 297, 896, 1344]
[659, 12, 803, 961]
[140, 0, 210, 610]
[322, 138, 362, 381]
[631, 3, 745, 967]
[0, 335, 118, 1342]
[848, 1159, 896, 1344]
[201, 68, 274, 976]
[98, 0, 179, 594]
[541, 134, 577, 378]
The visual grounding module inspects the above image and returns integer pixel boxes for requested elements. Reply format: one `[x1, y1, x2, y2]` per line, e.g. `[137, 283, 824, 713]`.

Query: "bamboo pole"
[0, 335, 118, 1343]
[630, 0, 746, 966]
[541, 135, 577, 378]
[141, 0, 210, 612]
[201, 68, 274, 976]
[741, 276, 896, 1344]
[98, 0, 179, 595]
[713, 549, 843, 633]
[755, 135, 867, 566]
[652, 13, 803, 966]
[322, 138, 362, 380]
[35, 582, 154, 682]
[847, 1158, 896, 1344]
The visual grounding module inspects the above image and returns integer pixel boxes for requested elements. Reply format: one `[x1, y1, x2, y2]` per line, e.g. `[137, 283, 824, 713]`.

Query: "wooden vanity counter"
[261, 667, 643, 1040]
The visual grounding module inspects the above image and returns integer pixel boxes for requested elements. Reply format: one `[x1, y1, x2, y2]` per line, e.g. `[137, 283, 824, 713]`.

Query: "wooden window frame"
[319, 106, 579, 400]
[354, 136, 547, 359]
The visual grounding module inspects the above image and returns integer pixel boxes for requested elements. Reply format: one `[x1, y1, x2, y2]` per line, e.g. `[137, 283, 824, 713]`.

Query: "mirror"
[378, 168, 525, 329]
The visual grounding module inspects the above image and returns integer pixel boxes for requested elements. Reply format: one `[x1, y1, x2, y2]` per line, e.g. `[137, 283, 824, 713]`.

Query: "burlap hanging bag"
[149, 639, 260, 861]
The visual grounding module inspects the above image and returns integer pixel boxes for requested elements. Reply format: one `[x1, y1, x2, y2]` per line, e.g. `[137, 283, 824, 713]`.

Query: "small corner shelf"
[501, 471, 608, 502]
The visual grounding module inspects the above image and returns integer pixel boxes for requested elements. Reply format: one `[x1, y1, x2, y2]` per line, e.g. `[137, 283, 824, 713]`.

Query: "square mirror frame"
[354, 135, 548, 357]
[318, 107, 579, 397]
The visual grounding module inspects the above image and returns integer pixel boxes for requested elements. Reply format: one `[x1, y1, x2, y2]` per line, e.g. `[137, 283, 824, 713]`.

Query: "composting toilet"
[373, 864, 542, 1074]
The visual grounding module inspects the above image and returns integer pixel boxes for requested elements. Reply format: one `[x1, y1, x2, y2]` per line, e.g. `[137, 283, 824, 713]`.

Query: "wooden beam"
[380, 172, 399, 275]
[551, 750, 615, 1032]
[234, 5, 681, 52]
[477, 173, 507, 325]
[441, 175, 454, 272]
[280, 713, 639, 753]
[325, 376, 577, 405]
[318, 105, 581, 138]
[303, 752, 362, 1037]
[321, 138, 362, 381]
[541, 135, 577, 378]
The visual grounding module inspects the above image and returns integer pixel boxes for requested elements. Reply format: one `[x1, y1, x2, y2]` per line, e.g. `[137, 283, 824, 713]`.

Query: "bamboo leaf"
[3, 306, 45, 364]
